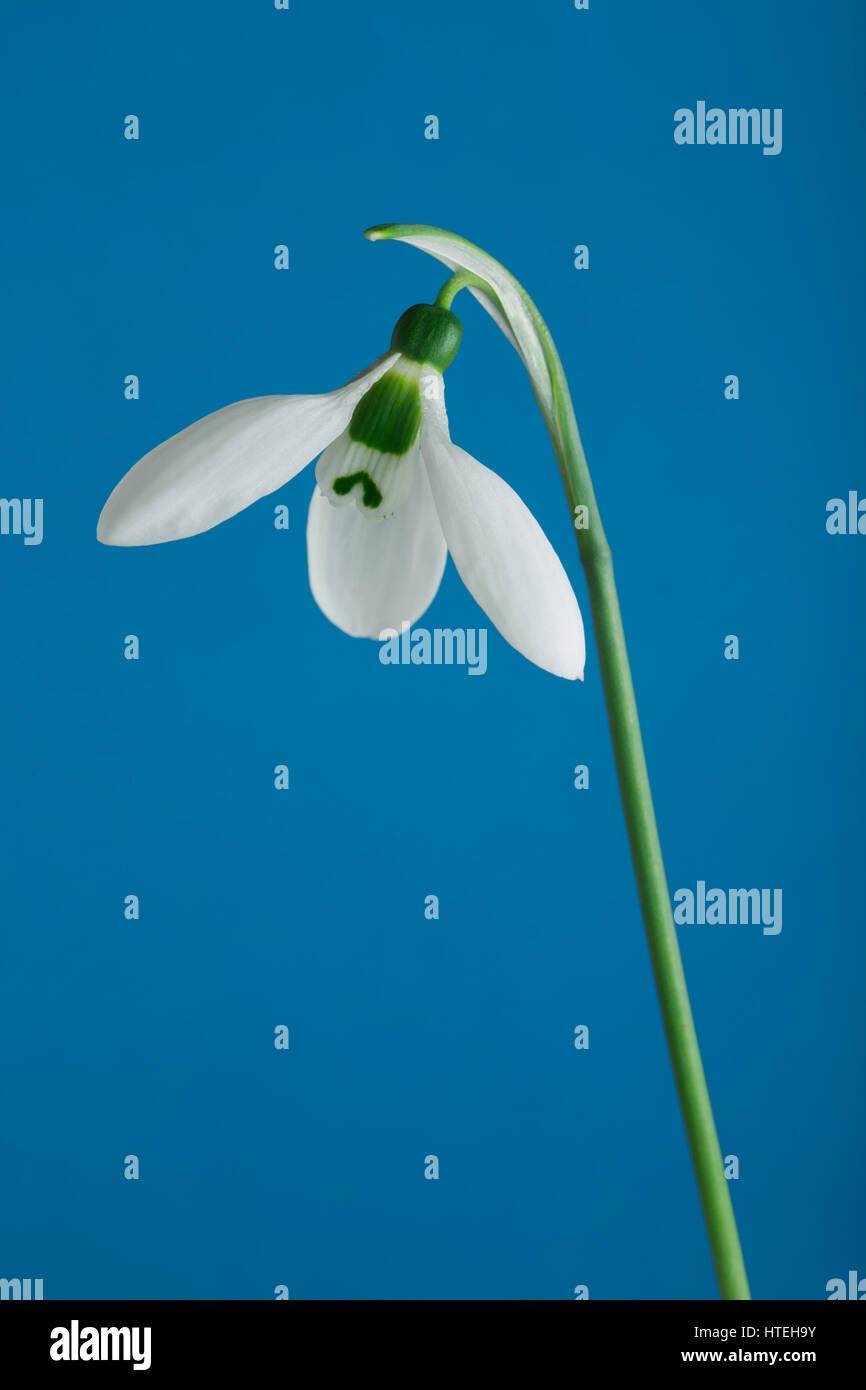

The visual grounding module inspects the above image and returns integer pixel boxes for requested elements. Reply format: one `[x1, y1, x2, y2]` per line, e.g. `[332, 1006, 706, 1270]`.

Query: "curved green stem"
[435, 270, 487, 310]
[440, 271, 749, 1299]
[558, 407, 751, 1302]
[367, 221, 752, 1297]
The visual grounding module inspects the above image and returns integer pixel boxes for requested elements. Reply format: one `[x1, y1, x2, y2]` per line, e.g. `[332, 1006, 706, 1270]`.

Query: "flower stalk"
[368, 224, 750, 1300]
[549, 350, 752, 1303]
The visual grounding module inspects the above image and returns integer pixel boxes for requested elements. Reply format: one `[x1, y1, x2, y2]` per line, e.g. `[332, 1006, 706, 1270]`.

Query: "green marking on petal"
[332, 471, 383, 509]
[348, 366, 422, 455]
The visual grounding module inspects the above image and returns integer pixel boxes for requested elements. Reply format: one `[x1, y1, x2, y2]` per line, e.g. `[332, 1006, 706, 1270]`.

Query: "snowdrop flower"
[98, 303, 584, 678]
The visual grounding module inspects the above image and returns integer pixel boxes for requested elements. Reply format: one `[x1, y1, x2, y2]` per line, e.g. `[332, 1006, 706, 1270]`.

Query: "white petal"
[306, 462, 447, 639]
[97, 355, 397, 546]
[366, 225, 554, 419]
[316, 429, 420, 518]
[419, 387, 585, 680]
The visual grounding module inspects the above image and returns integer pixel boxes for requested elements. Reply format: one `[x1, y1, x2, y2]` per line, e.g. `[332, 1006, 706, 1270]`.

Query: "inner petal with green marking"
[315, 359, 424, 518]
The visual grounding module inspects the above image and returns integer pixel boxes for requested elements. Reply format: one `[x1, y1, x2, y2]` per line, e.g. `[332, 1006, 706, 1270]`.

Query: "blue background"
[2, 0, 863, 1300]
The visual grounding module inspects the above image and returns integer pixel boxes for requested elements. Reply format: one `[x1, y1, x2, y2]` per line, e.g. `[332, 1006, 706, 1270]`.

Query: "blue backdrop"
[2, 0, 863, 1300]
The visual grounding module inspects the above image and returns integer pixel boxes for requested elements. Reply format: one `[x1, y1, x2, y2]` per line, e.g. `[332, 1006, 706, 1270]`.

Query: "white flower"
[98, 303, 585, 679]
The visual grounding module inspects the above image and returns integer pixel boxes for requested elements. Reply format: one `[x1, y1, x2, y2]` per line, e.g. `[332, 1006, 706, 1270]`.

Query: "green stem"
[435, 270, 486, 310]
[439, 270, 751, 1299]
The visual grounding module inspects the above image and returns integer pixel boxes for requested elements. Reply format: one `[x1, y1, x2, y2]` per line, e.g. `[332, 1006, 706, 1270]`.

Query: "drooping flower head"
[98, 286, 584, 679]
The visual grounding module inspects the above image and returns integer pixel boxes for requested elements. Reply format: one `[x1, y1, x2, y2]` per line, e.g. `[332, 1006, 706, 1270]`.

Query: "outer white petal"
[97, 355, 397, 546]
[366, 225, 553, 418]
[306, 461, 447, 639]
[419, 386, 585, 680]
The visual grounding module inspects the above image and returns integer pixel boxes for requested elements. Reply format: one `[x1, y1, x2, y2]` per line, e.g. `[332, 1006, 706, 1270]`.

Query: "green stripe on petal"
[348, 363, 422, 455]
[332, 471, 383, 508]
[316, 422, 421, 519]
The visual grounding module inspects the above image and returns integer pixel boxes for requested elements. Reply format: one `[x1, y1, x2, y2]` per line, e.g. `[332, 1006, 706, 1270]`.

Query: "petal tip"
[555, 657, 585, 681]
[567, 644, 587, 681]
[96, 507, 136, 547]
